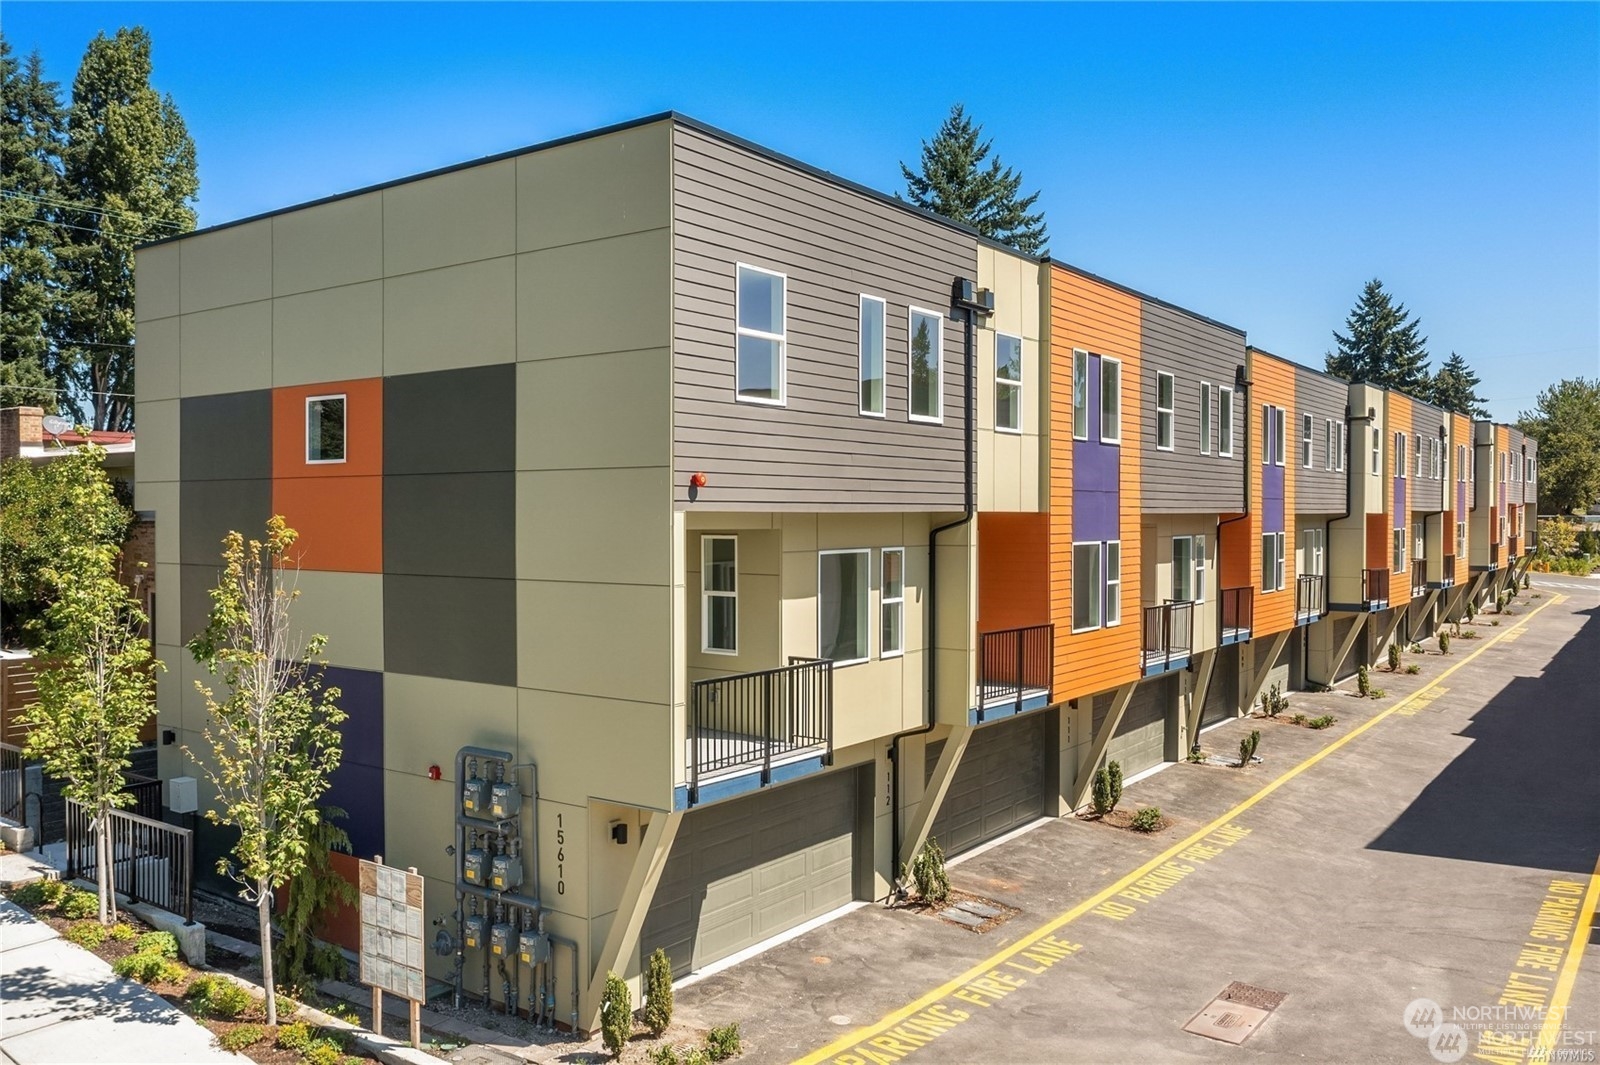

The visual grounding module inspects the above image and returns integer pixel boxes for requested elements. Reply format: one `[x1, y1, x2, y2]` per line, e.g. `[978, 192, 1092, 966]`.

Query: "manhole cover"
[829, 1015, 852, 1026]
[1218, 981, 1288, 1012]
[1183, 1001, 1271, 1045]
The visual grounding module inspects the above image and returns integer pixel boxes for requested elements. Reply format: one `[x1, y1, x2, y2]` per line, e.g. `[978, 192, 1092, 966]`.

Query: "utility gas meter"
[488, 781, 521, 819]
[462, 776, 489, 818]
[489, 922, 514, 957]
[490, 852, 523, 892]
[463, 845, 487, 886]
[518, 929, 551, 966]
[463, 914, 487, 950]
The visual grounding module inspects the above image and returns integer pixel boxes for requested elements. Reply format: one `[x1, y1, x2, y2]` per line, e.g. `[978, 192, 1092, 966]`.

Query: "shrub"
[1186, 747, 1206, 764]
[1358, 665, 1372, 698]
[1091, 760, 1124, 816]
[185, 974, 251, 1019]
[1262, 683, 1288, 718]
[1465, 600, 1477, 622]
[644, 947, 673, 1037]
[275, 1021, 315, 1052]
[1108, 760, 1123, 808]
[911, 838, 950, 904]
[1408, 642, 1423, 654]
[108, 922, 136, 942]
[66, 920, 107, 949]
[705, 1023, 742, 1062]
[648, 1046, 682, 1065]
[1523, 573, 1531, 590]
[219, 1025, 266, 1052]
[301, 1040, 345, 1065]
[59, 890, 98, 920]
[275, 806, 358, 995]
[600, 971, 632, 1060]
[682, 1050, 712, 1065]
[1404, 664, 1420, 675]
[1490, 619, 1500, 626]
[1238, 730, 1260, 766]
[1461, 629, 1479, 639]
[1290, 713, 1307, 726]
[1438, 631, 1451, 654]
[113, 950, 172, 983]
[1387, 643, 1402, 672]
[1129, 807, 1163, 833]
[11, 879, 67, 908]
[136, 931, 179, 958]
[1308, 715, 1337, 730]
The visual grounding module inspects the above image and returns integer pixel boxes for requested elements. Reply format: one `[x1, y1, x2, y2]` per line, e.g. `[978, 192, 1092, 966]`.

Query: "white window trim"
[1324, 419, 1335, 471]
[305, 393, 348, 465]
[1262, 404, 1272, 467]
[701, 536, 738, 655]
[1394, 528, 1407, 574]
[858, 293, 887, 418]
[1099, 356, 1123, 445]
[818, 548, 871, 666]
[1104, 541, 1122, 627]
[1273, 405, 1286, 467]
[1073, 350, 1090, 441]
[1303, 412, 1315, 469]
[1396, 432, 1408, 479]
[1172, 535, 1195, 603]
[907, 306, 945, 424]
[995, 332, 1024, 435]
[1338, 422, 1347, 472]
[1275, 531, 1286, 591]
[1219, 387, 1235, 457]
[1200, 382, 1213, 454]
[734, 263, 787, 407]
[1155, 371, 1175, 451]
[1194, 534, 1207, 604]
[880, 547, 905, 659]
[1070, 541, 1103, 633]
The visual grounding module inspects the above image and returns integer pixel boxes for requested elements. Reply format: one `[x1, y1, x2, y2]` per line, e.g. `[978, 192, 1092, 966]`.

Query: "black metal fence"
[1363, 567, 1391, 604]
[1142, 601, 1194, 671]
[1411, 563, 1428, 597]
[1296, 574, 1326, 620]
[66, 798, 193, 923]
[1221, 587, 1253, 633]
[689, 657, 833, 801]
[978, 624, 1053, 720]
[1, 741, 29, 830]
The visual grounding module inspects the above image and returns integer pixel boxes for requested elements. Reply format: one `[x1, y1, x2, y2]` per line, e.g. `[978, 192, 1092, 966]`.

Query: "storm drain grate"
[936, 894, 1018, 933]
[1182, 983, 1287, 1045]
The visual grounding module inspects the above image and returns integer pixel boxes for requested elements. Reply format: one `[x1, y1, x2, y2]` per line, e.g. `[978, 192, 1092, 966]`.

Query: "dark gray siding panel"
[383, 574, 516, 686]
[179, 479, 271, 566]
[383, 472, 515, 579]
[1293, 367, 1349, 514]
[384, 364, 515, 475]
[671, 125, 977, 511]
[1410, 401, 1446, 513]
[180, 391, 271, 481]
[1138, 301, 1245, 512]
[1506, 427, 1525, 506]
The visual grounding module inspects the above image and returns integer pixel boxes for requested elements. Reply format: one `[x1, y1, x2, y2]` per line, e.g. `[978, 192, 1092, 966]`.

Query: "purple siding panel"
[1263, 464, 1285, 534]
[321, 665, 384, 862]
[1073, 354, 1122, 543]
[1394, 478, 1407, 529]
[1457, 482, 1466, 517]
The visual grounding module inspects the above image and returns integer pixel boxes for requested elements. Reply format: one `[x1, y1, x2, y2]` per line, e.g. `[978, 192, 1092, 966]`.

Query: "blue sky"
[8, 2, 1596, 421]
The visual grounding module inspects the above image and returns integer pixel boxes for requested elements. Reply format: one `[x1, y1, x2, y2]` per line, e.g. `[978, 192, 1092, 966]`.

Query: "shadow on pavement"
[1367, 604, 1600, 875]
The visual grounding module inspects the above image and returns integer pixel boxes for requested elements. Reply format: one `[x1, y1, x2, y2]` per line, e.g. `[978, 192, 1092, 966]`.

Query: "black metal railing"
[1489, 543, 1501, 569]
[1221, 587, 1253, 634]
[1142, 601, 1194, 671]
[1363, 568, 1390, 604]
[66, 799, 193, 923]
[1509, 535, 1521, 557]
[689, 657, 833, 800]
[1411, 563, 1428, 596]
[1296, 574, 1326, 620]
[1441, 554, 1457, 585]
[978, 624, 1054, 720]
[1, 741, 28, 830]
[122, 772, 162, 821]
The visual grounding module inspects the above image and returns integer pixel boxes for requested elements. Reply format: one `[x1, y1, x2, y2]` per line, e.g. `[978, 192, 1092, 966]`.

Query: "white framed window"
[1071, 541, 1102, 632]
[1156, 371, 1175, 450]
[1324, 420, 1335, 471]
[1455, 521, 1467, 557]
[1339, 422, 1347, 472]
[995, 333, 1023, 433]
[908, 308, 944, 423]
[1456, 445, 1466, 482]
[701, 536, 737, 654]
[818, 549, 870, 664]
[1396, 432, 1407, 478]
[1100, 356, 1122, 444]
[1262, 404, 1272, 466]
[1219, 387, 1235, 457]
[1194, 534, 1207, 603]
[880, 548, 904, 658]
[1517, 508, 1525, 537]
[1262, 531, 1286, 592]
[1413, 519, 1425, 562]
[1302, 413, 1314, 468]
[1393, 528, 1407, 573]
[1073, 350, 1089, 441]
[1200, 382, 1213, 454]
[1105, 541, 1121, 626]
[1372, 427, 1381, 476]
[1440, 440, 1448, 484]
[736, 264, 786, 404]
[1273, 405, 1286, 466]
[1173, 536, 1195, 603]
[1302, 528, 1325, 576]
[859, 295, 886, 416]
[306, 394, 347, 464]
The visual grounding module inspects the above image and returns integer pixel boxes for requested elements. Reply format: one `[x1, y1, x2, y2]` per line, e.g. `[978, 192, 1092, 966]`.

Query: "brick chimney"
[0, 407, 44, 461]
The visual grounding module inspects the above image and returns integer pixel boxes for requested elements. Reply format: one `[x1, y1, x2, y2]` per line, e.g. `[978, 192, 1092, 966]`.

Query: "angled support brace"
[1241, 630, 1291, 717]
[1070, 682, 1136, 811]
[897, 727, 972, 872]
[582, 808, 682, 1033]
[1184, 649, 1218, 749]
[1324, 613, 1369, 685]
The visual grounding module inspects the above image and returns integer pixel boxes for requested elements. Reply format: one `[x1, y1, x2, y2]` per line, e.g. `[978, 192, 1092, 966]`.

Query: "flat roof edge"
[1049, 258, 1246, 337]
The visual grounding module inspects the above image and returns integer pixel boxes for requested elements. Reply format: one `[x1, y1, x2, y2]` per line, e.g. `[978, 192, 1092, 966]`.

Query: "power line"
[1, 334, 136, 350]
[0, 383, 135, 399]
[0, 190, 190, 231]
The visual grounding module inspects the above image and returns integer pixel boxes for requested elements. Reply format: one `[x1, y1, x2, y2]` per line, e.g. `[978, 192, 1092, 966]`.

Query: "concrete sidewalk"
[0, 898, 235, 1064]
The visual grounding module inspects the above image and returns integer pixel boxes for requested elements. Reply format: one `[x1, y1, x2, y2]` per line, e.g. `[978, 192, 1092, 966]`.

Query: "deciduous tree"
[186, 517, 344, 1026]
[1325, 279, 1431, 393]
[1518, 377, 1600, 516]
[900, 104, 1048, 255]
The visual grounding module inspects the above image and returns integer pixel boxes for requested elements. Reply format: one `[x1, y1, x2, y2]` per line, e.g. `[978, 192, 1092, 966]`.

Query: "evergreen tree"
[1518, 378, 1600, 516]
[1428, 351, 1489, 417]
[57, 27, 197, 431]
[1325, 279, 1431, 393]
[900, 104, 1048, 256]
[1, 36, 68, 410]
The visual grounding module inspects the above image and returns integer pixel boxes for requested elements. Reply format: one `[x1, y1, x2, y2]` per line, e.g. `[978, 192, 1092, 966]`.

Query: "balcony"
[1295, 574, 1326, 624]
[1220, 587, 1252, 645]
[977, 624, 1054, 724]
[1411, 563, 1427, 598]
[1509, 535, 1521, 557]
[1362, 568, 1391, 610]
[1142, 601, 1194, 675]
[1489, 543, 1501, 570]
[688, 657, 832, 806]
[1434, 554, 1457, 590]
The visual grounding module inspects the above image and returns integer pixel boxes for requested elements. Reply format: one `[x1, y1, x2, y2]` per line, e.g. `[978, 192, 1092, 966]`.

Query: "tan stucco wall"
[975, 247, 1046, 513]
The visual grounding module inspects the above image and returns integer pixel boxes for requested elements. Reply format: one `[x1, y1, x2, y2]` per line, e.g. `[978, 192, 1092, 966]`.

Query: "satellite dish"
[41, 415, 73, 436]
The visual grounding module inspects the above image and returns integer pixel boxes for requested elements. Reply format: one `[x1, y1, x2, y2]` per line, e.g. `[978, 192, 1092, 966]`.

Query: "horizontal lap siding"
[1453, 412, 1472, 584]
[672, 126, 976, 510]
[1389, 393, 1411, 597]
[1253, 357, 1295, 636]
[977, 512, 1050, 634]
[1292, 366, 1349, 514]
[1410, 400, 1446, 513]
[1139, 302, 1246, 512]
[1049, 266, 1141, 698]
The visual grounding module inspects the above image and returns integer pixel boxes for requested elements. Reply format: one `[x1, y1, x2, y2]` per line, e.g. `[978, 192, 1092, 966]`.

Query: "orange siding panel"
[978, 512, 1050, 634]
[272, 378, 383, 572]
[1253, 356, 1296, 635]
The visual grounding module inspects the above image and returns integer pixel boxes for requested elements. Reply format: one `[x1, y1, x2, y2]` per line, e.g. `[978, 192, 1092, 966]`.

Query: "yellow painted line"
[793, 594, 1563, 1065]
[1531, 853, 1600, 1062]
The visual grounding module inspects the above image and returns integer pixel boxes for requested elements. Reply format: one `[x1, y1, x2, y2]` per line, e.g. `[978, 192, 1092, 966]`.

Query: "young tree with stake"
[186, 517, 343, 1026]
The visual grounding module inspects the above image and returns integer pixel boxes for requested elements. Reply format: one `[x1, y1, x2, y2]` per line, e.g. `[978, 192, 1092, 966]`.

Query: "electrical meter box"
[490, 852, 523, 891]
[462, 776, 489, 818]
[488, 781, 521, 819]
[489, 922, 514, 957]
[518, 929, 550, 966]
[463, 846, 487, 885]
[463, 914, 487, 950]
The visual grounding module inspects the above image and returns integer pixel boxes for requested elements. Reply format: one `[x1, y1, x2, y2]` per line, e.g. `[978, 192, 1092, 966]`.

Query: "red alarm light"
[427, 764, 442, 781]
[690, 471, 708, 489]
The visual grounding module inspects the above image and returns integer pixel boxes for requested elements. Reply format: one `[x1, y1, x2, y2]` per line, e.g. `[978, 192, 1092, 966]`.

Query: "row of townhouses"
[132, 113, 1538, 1030]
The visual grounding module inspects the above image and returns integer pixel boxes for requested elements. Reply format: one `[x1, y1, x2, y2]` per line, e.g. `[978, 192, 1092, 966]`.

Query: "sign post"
[358, 856, 426, 1050]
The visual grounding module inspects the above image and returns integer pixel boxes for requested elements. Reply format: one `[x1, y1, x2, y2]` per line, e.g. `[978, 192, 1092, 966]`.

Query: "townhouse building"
[132, 110, 1537, 1033]
[1470, 420, 1538, 600]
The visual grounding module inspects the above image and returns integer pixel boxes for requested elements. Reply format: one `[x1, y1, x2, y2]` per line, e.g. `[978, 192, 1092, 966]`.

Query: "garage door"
[641, 769, 858, 978]
[926, 712, 1047, 858]
[1201, 647, 1237, 729]
[1099, 677, 1172, 779]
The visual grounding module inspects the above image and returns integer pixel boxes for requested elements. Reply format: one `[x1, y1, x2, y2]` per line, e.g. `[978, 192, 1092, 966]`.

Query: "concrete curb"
[206, 970, 438, 1065]
[65, 877, 206, 966]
